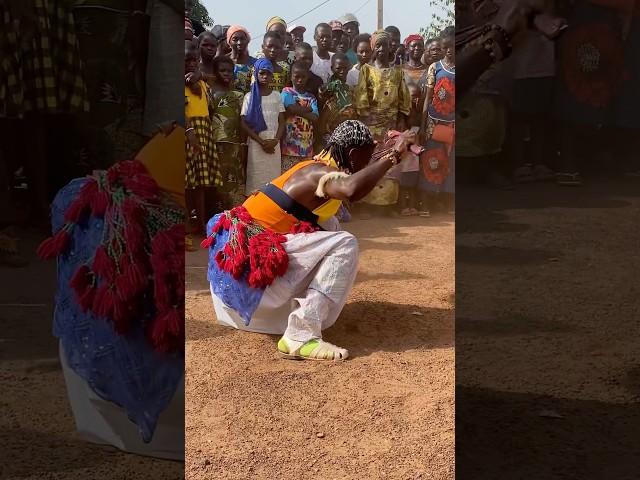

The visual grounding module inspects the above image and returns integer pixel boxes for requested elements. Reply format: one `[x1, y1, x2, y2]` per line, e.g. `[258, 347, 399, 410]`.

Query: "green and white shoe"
[277, 336, 349, 361]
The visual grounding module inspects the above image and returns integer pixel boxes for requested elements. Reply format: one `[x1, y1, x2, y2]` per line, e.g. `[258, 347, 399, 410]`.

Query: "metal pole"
[377, 0, 383, 29]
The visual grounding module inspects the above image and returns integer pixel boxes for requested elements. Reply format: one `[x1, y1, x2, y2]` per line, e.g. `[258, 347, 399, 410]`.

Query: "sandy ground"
[185, 215, 455, 480]
[0, 231, 184, 480]
[456, 179, 640, 478]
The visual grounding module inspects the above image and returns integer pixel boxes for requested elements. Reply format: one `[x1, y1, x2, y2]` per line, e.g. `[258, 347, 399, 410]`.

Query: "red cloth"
[403, 34, 423, 47]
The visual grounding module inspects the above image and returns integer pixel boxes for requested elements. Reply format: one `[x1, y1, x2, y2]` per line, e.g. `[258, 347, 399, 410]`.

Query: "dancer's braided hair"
[325, 120, 374, 170]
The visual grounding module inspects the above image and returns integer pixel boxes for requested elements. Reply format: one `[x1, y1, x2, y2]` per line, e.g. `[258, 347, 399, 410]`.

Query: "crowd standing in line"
[184, 10, 456, 248]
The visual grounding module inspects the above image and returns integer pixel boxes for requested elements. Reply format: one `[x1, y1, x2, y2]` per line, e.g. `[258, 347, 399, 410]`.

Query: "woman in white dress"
[240, 58, 286, 194]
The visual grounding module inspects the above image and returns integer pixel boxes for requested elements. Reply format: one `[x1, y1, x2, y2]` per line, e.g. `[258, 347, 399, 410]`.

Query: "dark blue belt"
[258, 183, 324, 230]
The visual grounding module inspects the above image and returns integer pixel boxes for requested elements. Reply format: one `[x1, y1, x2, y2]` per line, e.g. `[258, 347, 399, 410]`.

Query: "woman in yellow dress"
[354, 30, 411, 141]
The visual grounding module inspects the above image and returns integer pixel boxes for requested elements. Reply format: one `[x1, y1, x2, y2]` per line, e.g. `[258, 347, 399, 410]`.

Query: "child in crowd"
[318, 53, 357, 148]
[317, 52, 357, 223]
[284, 32, 295, 54]
[384, 25, 403, 65]
[241, 58, 285, 194]
[263, 16, 296, 65]
[198, 31, 218, 85]
[185, 40, 220, 241]
[295, 42, 324, 99]
[398, 81, 428, 216]
[346, 33, 372, 87]
[311, 23, 334, 83]
[280, 61, 319, 172]
[210, 56, 245, 209]
[329, 20, 344, 53]
[288, 24, 306, 47]
[336, 35, 351, 55]
[256, 31, 289, 92]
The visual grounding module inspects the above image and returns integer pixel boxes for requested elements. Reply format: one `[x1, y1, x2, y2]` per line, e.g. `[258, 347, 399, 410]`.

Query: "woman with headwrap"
[227, 25, 257, 94]
[203, 120, 417, 361]
[353, 30, 411, 211]
[240, 58, 286, 194]
[354, 30, 411, 140]
[403, 34, 428, 85]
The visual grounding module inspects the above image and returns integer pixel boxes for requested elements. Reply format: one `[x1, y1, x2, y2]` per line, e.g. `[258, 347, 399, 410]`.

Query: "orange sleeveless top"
[243, 159, 339, 233]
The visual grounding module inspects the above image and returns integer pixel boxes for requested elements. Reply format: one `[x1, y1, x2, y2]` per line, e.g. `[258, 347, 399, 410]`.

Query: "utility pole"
[377, 0, 383, 30]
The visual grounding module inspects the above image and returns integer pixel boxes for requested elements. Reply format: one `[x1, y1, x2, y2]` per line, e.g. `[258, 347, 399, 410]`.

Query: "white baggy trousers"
[211, 219, 359, 342]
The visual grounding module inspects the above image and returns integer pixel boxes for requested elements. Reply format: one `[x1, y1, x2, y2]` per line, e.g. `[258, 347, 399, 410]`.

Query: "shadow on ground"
[456, 386, 640, 479]
[324, 301, 453, 357]
[456, 245, 561, 266]
[456, 314, 575, 337]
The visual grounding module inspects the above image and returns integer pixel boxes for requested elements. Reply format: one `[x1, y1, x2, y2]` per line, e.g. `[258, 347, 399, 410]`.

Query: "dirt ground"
[185, 215, 455, 480]
[0, 231, 184, 480]
[455, 178, 640, 478]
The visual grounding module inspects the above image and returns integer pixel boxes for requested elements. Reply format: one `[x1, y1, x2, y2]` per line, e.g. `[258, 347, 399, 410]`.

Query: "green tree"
[420, 0, 454, 39]
[191, 0, 213, 27]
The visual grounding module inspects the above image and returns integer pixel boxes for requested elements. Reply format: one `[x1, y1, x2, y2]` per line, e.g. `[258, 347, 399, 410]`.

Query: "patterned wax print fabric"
[426, 60, 455, 123]
[281, 87, 318, 158]
[211, 89, 245, 191]
[233, 56, 257, 94]
[353, 63, 411, 140]
[72, 0, 149, 161]
[250, 61, 290, 92]
[0, 0, 89, 117]
[318, 79, 357, 147]
[553, 1, 640, 129]
[185, 83, 220, 189]
[422, 59, 455, 193]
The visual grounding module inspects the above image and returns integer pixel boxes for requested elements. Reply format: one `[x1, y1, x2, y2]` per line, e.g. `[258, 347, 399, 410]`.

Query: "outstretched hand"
[385, 130, 424, 158]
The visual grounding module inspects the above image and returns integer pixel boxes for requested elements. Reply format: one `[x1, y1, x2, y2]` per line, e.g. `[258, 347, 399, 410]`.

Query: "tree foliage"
[192, 0, 213, 27]
[420, 0, 454, 39]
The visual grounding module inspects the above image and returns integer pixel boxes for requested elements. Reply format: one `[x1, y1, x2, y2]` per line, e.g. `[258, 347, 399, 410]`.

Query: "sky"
[201, 0, 444, 52]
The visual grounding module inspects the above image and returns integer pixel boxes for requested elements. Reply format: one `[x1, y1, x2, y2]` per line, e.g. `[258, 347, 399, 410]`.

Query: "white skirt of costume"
[60, 343, 184, 460]
[210, 217, 359, 341]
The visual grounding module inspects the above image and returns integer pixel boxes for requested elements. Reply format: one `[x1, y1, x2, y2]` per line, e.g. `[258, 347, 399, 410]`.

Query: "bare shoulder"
[283, 162, 339, 198]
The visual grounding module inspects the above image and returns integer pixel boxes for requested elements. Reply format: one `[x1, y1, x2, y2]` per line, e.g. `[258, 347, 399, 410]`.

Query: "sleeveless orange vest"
[243, 158, 342, 233]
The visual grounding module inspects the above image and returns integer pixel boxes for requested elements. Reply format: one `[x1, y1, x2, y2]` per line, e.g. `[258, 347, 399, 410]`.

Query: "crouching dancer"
[203, 120, 414, 361]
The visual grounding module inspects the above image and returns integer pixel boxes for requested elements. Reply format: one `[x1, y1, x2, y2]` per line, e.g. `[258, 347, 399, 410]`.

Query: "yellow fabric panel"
[135, 126, 186, 208]
[184, 81, 209, 118]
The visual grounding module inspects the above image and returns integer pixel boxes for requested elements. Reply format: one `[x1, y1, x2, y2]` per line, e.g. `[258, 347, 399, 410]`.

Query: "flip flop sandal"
[277, 337, 349, 361]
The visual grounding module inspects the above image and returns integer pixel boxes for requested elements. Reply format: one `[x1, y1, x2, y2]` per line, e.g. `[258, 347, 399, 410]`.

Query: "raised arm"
[323, 152, 399, 203]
